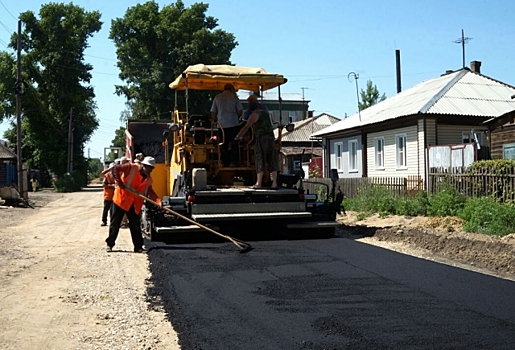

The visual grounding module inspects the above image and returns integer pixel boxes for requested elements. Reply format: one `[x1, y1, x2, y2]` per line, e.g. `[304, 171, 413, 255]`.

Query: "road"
[3, 187, 514, 349]
[146, 237, 515, 349]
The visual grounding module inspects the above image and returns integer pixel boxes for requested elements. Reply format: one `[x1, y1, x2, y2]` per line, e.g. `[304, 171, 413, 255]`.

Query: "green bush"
[395, 191, 428, 216]
[459, 197, 515, 236]
[53, 172, 83, 192]
[427, 185, 465, 217]
[345, 184, 398, 217]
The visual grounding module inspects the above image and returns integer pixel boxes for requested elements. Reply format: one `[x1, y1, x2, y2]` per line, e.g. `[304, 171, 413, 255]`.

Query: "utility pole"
[348, 72, 361, 122]
[15, 20, 26, 199]
[301, 87, 308, 120]
[453, 29, 472, 68]
[67, 108, 73, 174]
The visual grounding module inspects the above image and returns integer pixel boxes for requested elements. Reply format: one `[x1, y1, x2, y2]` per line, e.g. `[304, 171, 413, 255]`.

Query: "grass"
[344, 184, 515, 237]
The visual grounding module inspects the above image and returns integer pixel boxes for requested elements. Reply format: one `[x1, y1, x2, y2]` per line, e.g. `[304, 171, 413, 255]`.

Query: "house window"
[289, 111, 297, 123]
[396, 134, 407, 168]
[374, 137, 384, 169]
[348, 140, 358, 171]
[462, 130, 482, 145]
[335, 142, 343, 171]
[503, 143, 515, 159]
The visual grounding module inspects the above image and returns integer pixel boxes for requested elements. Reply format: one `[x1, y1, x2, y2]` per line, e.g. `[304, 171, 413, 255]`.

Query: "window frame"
[374, 137, 385, 170]
[395, 133, 407, 169]
[334, 142, 343, 171]
[348, 140, 358, 172]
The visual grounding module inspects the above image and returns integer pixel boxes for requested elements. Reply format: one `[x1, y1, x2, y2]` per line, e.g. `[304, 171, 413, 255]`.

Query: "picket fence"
[300, 168, 515, 201]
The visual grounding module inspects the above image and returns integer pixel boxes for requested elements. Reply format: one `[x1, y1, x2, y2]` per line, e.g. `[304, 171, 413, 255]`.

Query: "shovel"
[126, 187, 253, 253]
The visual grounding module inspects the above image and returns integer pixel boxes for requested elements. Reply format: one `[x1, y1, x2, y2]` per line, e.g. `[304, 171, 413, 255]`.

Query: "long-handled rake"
[126, 188, 253, 253]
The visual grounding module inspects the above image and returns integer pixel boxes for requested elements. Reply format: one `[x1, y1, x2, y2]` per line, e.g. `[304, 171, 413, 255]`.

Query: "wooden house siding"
[367, 125, 419, 177]
[437, 124, 487, 146]
[490, 124, 515, 159]
[426, 118, 437, 146]
[418, 119, 425, 183]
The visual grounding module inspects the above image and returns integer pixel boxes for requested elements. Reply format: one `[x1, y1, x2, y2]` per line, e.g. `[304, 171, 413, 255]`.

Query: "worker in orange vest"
[101, 162, 116, 226]
[105, 156, 161, 253]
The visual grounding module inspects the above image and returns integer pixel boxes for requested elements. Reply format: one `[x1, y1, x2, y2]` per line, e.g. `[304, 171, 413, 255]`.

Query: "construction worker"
[119, 156, 131, 228]
[101, 162, 116, 226]
[105, 156, 161, 253]
[134, 153, 144, 163]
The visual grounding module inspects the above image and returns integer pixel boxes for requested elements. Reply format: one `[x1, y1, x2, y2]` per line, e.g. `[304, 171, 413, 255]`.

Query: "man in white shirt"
[210, 83, 243, 166]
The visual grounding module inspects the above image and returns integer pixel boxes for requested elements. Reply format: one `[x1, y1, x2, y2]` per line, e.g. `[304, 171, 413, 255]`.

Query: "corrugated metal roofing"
[313, 68, 515, 137]
[276, 113, 340, 142]
[0, 143, 16, 159]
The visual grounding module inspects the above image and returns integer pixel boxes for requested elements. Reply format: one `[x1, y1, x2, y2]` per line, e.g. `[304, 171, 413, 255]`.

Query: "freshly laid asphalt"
[147, 236, 515, 350]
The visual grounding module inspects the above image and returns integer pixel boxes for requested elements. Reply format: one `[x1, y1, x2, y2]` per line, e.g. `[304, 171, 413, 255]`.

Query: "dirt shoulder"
[337, 212, 515, 280]
[0, 188, 180, 350]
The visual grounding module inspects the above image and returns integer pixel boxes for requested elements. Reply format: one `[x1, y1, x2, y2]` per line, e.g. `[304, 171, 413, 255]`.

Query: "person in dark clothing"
[234, 99, 279, 189]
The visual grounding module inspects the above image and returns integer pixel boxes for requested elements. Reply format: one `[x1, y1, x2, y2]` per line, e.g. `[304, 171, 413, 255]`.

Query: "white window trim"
[335, 142, 343, 171]
[374, 137, 385, 170]
[348, 140, 358, 172]
[395, 133, 407, 169]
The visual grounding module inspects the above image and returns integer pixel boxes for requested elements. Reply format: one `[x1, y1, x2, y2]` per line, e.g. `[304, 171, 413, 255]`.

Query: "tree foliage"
[6, 3, 102, 180]
[111, 127, 127, 151]
[358, 80, 386, 111]
[109, 0, 238, 119]
[0, 52, 17, 124]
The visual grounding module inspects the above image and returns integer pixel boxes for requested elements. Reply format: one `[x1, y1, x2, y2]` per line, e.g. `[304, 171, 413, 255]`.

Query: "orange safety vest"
[112, 164, 153, 214]
[103, 172, 116, 201]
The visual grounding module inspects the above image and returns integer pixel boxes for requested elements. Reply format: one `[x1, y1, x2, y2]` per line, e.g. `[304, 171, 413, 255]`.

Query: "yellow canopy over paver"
[169, 64, 287, 91]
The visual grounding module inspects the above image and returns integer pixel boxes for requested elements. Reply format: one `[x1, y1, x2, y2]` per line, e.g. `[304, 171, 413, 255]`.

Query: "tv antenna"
[453, 29, 472, 68]
[348, 72, 361, 122]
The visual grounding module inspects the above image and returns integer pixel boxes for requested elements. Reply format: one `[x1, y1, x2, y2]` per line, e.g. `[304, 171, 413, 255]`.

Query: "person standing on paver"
[105, 156, 161, 253]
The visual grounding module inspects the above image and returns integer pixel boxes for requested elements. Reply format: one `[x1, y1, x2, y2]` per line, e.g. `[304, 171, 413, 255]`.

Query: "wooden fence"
[301, 176, 423, 199]
[428, 167, 515, 202]
[299, 169, 515, 201]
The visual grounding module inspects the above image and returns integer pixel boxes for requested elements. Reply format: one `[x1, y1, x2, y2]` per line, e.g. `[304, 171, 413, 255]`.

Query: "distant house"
[274, 113, 340, 175]
[312, 61, 515, 189]
[0, 141, 17, 187]
[238, 91, 310, 125]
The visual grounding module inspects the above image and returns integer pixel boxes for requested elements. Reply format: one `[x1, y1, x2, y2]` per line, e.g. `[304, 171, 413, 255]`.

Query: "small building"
[312, 61, 515, 189]
[238, 91, 310, 125]
[0, 141, 17, 187]
[275, 113, 340, 175]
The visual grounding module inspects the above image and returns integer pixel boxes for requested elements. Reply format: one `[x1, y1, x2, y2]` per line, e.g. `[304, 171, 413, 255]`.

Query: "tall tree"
[110, 0, 238, 119]
[8, 3, 102, 179]
[0, 52, 17, 125]
[359, 80, 386, 111]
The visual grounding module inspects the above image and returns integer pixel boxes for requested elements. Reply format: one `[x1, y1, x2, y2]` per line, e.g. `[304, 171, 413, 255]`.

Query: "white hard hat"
[109, 162, 115, 168]
[141, 156, 155, 168]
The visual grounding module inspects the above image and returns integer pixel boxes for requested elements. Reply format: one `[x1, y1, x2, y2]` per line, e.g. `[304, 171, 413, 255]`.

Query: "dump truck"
[126, 64, 342, 244]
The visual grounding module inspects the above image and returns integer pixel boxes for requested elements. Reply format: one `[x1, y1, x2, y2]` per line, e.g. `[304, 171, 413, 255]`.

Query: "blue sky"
[1, 0, 514, 161]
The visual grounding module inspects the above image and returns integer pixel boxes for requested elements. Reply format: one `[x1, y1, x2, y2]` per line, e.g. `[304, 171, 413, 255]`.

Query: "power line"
[0, 20, 14, 35]
[0, 0, 17, 21]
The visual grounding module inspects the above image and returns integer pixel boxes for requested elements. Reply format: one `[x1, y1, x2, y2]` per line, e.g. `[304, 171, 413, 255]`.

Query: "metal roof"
[0, 143, 16, 159]
[313, 68, 515, 137]
[276, 113, 340, 141]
